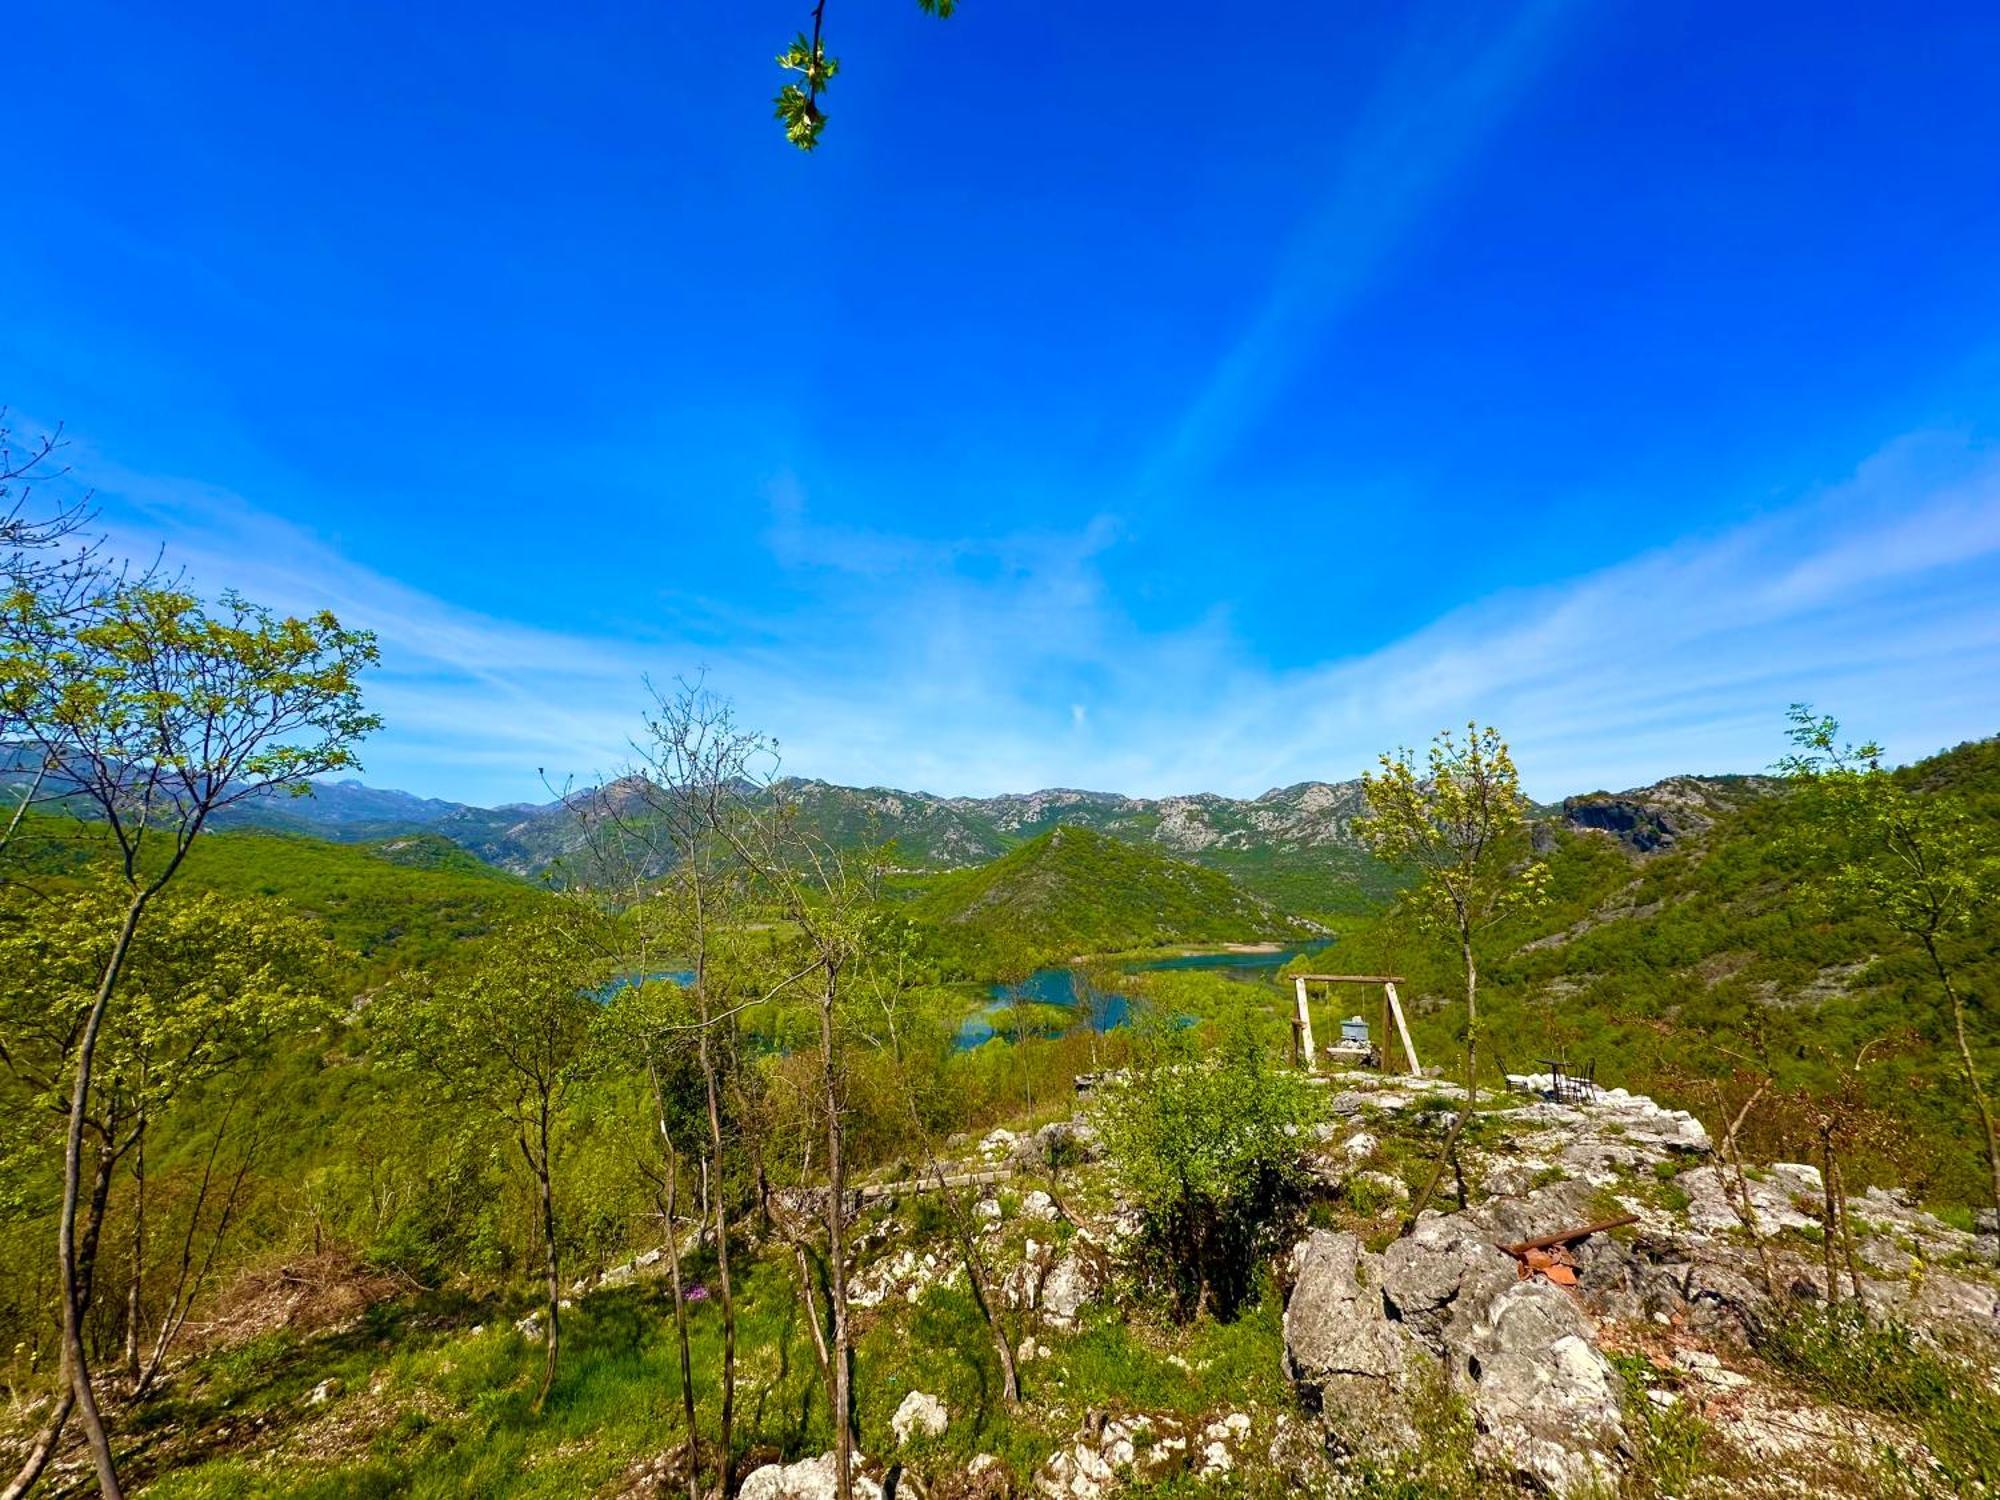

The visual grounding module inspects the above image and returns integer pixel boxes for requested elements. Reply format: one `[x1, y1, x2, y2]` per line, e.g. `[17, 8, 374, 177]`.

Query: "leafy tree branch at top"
[775, 0, 957, 151]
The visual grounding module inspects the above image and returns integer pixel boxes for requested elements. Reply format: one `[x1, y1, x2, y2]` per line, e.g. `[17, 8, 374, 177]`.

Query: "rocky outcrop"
[1289, 1073, 2000, 1493]
[1286, 1179, 1630, 1491]
[739, 1453, 883, 1500]
[1561, 793, 1693, 853]
[1282, 1231, 1417, 1450]
[1003, 1237, 1108, 1329]
[1454, 1280, 1624, 1493]
[1559, 774, 1770, 854]
[1033, 1409, 1257, 1497]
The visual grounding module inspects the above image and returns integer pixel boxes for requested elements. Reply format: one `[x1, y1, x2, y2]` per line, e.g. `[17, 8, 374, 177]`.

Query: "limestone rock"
[1672, 1348, 1749, 1392]
[1677, 1165, 1821, 1238]
[1015, 1120, 1102, 1169]
[1456, 1280, 1625, 1493]
[1285, 1183, 1632, 1487]
[1039, 1249, 1101, 1327]
[892, 1390, 950, 1444]
[1036, 1413, 1188, 1498]
[1282, 1230, 1418, 1450]
[955, 1453, 1012, 1500]
[739, 1453, 883, 1500]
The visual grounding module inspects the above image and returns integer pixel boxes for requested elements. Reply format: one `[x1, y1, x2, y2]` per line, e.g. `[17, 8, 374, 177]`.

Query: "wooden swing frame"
[1290, 974, 1421, 1077]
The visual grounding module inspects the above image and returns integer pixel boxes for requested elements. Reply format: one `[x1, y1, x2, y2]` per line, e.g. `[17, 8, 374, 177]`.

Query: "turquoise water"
[601, 946, 1334, 1053]
[952, 940, 1331, 1050]
[595, 969, 698, 1003]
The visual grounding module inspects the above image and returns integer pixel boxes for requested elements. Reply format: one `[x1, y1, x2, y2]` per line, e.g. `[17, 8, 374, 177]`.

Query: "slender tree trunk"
[0, 761, 48, 859]
[58, 893, 150, 1500]
[1923, 936, 2000, 1261]
[1401, 1108, 1472, 1233]
[698, 1024, 737, 1497]
[791, 1242, 836, 1406]
[649, 1060, 701, 1500]
[818, 967, 855, 1500]
[1401, 930, 1478, 1234]
[918, 1147, 1018, 1404]
[9, 1137, 119, 1500]
[532, 1102, 560, 1414]
[1718, 1082, 1780, 1298]
[1461, 929, 1480, 1111]
[1817, 1126, 1841, 1304]
[138, 1107, 254, 1399]
[1832, 1155, 1864, 1303]
[123, 1119, 146, 1382]
[76, 1135, 120, 1351]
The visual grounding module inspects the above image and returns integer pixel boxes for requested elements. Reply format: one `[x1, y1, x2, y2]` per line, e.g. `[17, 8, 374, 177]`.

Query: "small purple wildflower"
[685, 1284, 710, 1303]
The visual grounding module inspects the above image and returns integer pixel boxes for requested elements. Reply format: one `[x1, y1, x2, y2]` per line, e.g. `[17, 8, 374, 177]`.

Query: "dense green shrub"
[1092, 1025, 1321, 1319]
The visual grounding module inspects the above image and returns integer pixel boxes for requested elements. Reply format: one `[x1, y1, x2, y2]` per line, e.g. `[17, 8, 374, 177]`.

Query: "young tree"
[615, 677, 784, 1499]
[601, 975, 708, 1500]
[1093, 1022, 1321, 1320]
[0, 585, 376, 1500]
[383, 911, 608, 1412]
[1354, 723, 1546, 1228]
[0, 887, 334, 1420]
[1779, 706, 1999, 1247]
[561, 676, 816, 1497]
[728, 803, 880, 1500]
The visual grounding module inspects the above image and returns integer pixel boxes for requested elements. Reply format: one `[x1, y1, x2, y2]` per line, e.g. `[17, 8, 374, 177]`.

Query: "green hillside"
[5, 818, 546, 982]
[908, 823, 1306, 975]
[1316, 736, 2000, 1207]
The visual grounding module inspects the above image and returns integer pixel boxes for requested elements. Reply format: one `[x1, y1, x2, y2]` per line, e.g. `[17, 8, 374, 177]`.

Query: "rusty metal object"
[1494, 1214, 1638, 1296]
[1495, 1214, 1638, 1258]
[1516, 1246, 1580, 1286]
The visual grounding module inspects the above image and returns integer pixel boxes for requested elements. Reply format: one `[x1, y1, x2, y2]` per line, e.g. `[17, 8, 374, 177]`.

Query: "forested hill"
[1319, 735, 2000, 1206]
[4, 818, 544, 982]
[903, 825, 1309, 974]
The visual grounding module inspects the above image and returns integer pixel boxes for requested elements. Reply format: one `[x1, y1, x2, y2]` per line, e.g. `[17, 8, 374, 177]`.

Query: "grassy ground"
[115, 1210, 1295, 1498]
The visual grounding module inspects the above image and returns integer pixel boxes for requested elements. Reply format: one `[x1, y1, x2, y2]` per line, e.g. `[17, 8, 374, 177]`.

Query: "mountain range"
[0, 741, 1798, 914]
[187, 773, 1386, 908]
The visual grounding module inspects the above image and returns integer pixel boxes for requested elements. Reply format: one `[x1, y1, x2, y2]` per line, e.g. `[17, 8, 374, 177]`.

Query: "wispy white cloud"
[60, 426, 2000, 806]
[1143, 0, 1587, 492]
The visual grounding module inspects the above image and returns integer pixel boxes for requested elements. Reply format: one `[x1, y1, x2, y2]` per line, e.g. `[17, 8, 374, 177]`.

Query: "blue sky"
[7, 0, 1999, 805]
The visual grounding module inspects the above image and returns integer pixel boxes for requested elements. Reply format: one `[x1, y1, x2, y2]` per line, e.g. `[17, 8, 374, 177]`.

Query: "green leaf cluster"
[1092, 1025, 1322, 1318]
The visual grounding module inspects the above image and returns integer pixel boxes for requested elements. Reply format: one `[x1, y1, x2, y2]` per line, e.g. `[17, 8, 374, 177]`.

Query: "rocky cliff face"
[1560, 774, 1774, 854]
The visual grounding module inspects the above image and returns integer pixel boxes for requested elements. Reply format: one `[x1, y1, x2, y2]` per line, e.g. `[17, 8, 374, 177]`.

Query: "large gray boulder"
[1456, 1280, 1626, 1493]
[1283, 1231, 1418, 1451]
